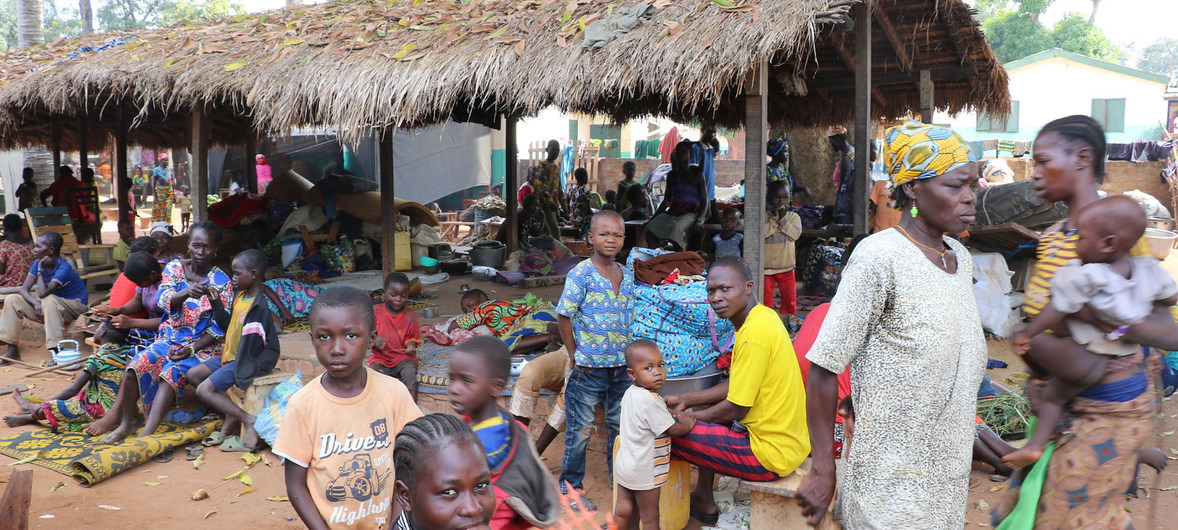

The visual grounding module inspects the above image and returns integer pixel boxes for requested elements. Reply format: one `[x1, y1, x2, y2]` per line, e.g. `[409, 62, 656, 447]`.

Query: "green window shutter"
[977, 112, 992, 132]
[1107, 99, 1125, 133]
[1005, 101, 1020, 133]
[568, 119, 578, 142]
[1091, 99, 1107, 129]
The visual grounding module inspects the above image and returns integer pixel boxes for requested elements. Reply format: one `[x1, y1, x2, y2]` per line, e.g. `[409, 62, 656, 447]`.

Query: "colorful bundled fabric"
[883, 120, 977, 186]
[263, 278, 322, 319]
[631, 280, 734, 376]
[799, 239, 846, 297]
[40, 344, 132, 432]
[796, 204, 825, 229]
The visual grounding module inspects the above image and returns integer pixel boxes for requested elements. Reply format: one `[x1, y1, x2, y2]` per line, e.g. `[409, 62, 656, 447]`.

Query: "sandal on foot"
[690, 507, 719, 525]
[185, 445, 204, 461]
[202, 431, 228, 447]
[152, 449, 174, 463]
[219, 436, 259, 453]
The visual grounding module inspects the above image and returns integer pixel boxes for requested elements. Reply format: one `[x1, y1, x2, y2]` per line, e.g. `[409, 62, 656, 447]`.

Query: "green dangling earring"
[910, 203, 918, 218]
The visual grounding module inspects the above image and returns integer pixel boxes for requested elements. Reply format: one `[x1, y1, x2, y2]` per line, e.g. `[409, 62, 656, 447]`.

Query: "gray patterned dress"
[807, 229, 987, 529]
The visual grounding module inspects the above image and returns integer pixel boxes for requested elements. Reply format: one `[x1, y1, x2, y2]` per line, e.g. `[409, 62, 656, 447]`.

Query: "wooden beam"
[77, 118, 88, 173]
[115, 109, 131, 223]
[830, 32, 855, 70]
[803, 67, 977, 90]
[380, 130, 396, 278]
[852, 2, 872, 235]
[245, 131, 258, 194]
[873, 3, 913, 73]
[504, 115, 519, 253]
[190, 106, 210, 223]
[744, 60, 768, 297]
[920, 69, 935, 123]
[0, 469, 32, 530]
[50, 119, 61, 182]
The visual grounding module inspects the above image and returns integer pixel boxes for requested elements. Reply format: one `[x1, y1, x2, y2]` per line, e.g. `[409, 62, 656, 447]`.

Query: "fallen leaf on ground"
[237, 488, 254, 497]
[98, 505, 121, 511]
[1170, 448, 1178, 455]
[1162, 430, 1176, 437]
[267, 495, 289, 502]
[51, 482, 67, 492]
[1161, 486, 1178, 491]
[989, 485, 1004, 493]
[9, 452, 41, 465]
[193, 454, 205, 469]
[241, 453, 262, 466]
[39, 515, 54, 519]
[240, 473, 253, 487]
[192, 489, 209, 501]
[204, 509, 218, 520]
[261, 453, 272, 466]
[141, 469, 152, 473]
[224, 467, 246, 480]
[144, 482, 162, 486]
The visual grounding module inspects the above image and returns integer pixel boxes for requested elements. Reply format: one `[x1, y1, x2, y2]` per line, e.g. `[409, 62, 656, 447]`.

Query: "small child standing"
[188, 249, 280, 452]
[710, 208, 744, 260]
[1005, 195, 1178, 469]
[175, 185, 192, 233]
[371, 272, 421, 399]
[274, 286, 423, 530]
[447, 336, 560, 529]
[763, 180, 802, 314]
[613, 339, 696, 529]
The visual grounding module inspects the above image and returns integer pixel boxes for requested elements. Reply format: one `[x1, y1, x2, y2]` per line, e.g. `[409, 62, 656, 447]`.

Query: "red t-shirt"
[792, 303, 851, 422]
[110, 274, 149, 319]
[371, 305, 421, 368]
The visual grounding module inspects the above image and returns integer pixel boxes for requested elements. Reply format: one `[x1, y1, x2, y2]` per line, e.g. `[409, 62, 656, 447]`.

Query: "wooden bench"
[743, 459, 841, 529]
[438, 221, 476, 241]
[228, 371, 297, 416]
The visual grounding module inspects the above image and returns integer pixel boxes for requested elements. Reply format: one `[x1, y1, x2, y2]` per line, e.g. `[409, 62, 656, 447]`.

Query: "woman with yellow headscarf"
[797, 121, 987, 528]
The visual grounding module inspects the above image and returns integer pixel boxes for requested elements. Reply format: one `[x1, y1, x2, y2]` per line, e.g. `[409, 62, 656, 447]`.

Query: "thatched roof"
[0, 0, 1008, 149]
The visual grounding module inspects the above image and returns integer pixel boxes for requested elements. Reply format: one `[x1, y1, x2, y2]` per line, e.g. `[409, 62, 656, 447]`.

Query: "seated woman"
[0, 214, 34, 295]
[645, 142, 708, 251]
[94, 247, 165, 346]
[90, 222, 233, 443]
[621, 184, 651, 222]
[4, 319, 133, 432]
[496, 194, 547, 250]
[149, 222, 184, 264]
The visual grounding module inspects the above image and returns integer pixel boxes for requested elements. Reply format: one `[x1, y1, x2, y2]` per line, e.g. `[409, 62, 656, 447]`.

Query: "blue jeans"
[560, 365, 631, 491]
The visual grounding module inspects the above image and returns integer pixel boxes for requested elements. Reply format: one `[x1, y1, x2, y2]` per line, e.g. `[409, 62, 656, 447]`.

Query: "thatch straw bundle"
[0, 0, 1008, 149]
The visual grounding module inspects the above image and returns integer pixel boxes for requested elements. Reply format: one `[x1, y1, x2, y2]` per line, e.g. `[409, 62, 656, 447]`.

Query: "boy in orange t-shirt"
[370, 272, 421, 398]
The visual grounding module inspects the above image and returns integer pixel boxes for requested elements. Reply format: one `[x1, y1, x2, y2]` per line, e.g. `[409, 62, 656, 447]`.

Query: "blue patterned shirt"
[556, 259, 635, 368]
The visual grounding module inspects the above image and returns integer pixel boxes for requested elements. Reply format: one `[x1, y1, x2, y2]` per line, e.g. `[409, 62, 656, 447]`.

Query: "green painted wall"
[491, 148, 506, 186]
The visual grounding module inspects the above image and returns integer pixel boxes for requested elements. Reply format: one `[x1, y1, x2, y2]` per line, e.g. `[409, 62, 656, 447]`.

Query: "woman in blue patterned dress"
[94, 222, 233, 443]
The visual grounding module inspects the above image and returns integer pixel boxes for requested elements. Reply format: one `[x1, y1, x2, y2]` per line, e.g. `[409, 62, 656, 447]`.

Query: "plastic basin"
[1145, 228, 1177, 260]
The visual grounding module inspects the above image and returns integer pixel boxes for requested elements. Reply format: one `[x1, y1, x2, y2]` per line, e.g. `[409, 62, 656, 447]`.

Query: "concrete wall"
[935, 56, 1168, 144]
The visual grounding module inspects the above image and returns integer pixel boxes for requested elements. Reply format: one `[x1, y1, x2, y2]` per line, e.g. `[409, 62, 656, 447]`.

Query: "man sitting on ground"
[0, 231, 89, 362]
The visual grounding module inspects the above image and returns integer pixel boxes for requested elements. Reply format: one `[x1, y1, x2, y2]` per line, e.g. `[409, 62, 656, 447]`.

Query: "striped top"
[615, 386, 677, 490]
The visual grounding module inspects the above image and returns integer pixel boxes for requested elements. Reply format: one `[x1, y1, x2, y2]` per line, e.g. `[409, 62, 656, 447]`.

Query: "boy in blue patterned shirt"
[555, 210, 635, 510]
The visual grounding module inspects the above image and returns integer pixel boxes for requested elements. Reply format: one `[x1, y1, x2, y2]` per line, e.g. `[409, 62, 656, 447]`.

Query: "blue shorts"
[201, 357, 239, 393]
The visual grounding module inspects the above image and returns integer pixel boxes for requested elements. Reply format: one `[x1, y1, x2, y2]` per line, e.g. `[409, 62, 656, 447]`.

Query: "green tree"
[97, 0, 241, 31]
[1052, 12, 1122, 63]
[1137, 38, 1178, 78]
[983, 11, 1054, 63]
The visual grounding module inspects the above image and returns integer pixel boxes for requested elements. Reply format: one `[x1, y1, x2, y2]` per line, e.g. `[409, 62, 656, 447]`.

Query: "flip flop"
[0, 384, 29, 396]
[152, 449, 174, 463]
[219, 436, 260, 453]
[185, 445, 204, 461]
[690, 507, 719, 526]
[202, 431, 229, 447]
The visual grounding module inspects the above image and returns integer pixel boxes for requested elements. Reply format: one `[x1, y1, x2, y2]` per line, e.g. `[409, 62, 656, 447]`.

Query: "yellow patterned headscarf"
[883, 120, 976, 186]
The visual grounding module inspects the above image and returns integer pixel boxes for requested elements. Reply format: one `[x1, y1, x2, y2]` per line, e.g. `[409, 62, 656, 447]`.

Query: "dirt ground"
[1, 212, 1177, 528]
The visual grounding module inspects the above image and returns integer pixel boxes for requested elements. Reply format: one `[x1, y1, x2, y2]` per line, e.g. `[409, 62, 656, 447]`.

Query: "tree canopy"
[1, 0, 242, 50]
[977, 0, 1126, 64]
[1136, 38, 1178, 78]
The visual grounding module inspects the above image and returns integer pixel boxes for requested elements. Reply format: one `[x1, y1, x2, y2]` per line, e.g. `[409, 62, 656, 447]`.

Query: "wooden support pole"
[50, 120, 61, 183]
[190, 107, 210, 223]
[744, 61, 768, 297]
[920, 69, 935, 124]
[504, 115, 519, 254]
[380, 130, 396, 278]
[77, 118, 88, 173]
[245, 131, 258, 194]
[115, 109, 131, 223]
[0, 469, 32, 530]
[852, 2, 872, 235]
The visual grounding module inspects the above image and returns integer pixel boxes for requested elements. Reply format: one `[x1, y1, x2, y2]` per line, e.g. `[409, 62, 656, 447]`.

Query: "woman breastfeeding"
[96, 221, 233, 443]
[994, 115, 1178, 528]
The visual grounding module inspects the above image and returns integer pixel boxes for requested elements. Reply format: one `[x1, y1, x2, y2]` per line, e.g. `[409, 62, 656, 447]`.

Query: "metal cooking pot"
[470, 240, 506, 268]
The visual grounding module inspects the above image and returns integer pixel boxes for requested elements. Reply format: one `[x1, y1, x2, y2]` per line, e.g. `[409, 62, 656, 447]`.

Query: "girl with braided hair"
[393, 413, 496, 530]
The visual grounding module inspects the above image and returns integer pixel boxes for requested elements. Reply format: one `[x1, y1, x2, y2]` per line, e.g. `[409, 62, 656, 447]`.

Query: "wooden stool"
[611, 437, 691, 529]
[228, 371, 296, 416]
[744, 459, 840, 529]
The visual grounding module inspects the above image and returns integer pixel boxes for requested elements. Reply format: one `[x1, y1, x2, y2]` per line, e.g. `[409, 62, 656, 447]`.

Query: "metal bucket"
[1147, 218, 1175, 232]
[656, 365, 724, 397]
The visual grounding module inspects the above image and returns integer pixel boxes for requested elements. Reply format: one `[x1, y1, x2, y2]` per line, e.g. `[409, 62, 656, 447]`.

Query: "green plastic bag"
[996, 418, 1054, 530]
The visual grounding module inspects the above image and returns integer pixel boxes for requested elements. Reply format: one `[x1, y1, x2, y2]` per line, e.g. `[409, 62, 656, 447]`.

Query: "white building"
[936, 48, 1170, 144]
